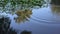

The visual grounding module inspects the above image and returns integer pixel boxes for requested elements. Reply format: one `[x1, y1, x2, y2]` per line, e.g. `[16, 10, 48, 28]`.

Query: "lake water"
[0, 1, 60, 34]
[6, 4, 60, 34]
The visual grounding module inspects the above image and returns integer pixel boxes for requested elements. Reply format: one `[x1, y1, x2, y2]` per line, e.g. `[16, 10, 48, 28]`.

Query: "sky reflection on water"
[9, 5, 60, 34]
[0, 1, 60, 34]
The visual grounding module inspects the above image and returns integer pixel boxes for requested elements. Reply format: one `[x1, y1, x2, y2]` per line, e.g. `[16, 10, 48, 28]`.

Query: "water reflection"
[21, 30, 31, 34]
[0, 17, 17, 34]
[51, 5, 60, 15]
[1, 0, 60, 34]
[51, 0, 60, 5]
[0, 17, 32, 34]
[15, 9, 32, 23]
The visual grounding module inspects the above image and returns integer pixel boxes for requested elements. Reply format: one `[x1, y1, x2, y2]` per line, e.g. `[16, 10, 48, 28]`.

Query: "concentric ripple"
[29, 6, 60, 24]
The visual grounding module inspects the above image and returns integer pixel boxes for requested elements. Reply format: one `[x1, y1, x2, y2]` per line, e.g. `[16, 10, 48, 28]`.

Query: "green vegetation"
[0, 0, 44, 8]
[11, 0, 44, 7]
[0, 0, 8, 7]
[0, 0, 45, 14]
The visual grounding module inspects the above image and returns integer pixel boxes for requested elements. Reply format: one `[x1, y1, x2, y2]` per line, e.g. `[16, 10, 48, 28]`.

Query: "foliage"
[0, 0, 44, 8]
[12, 0, 44, 8]
[0, 0, 8, 7]
[0, 0, 45, 15]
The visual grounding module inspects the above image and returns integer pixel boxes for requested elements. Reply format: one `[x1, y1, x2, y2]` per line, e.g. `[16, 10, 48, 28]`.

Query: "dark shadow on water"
[0, 17, 17, 34]
[51, 0, 60, 5]
[21, 30, 32, 34]
[0, 17, 32, 34]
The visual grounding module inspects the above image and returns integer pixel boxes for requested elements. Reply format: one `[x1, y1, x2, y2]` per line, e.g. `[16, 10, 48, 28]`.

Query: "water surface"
[8, 5, 60, 34]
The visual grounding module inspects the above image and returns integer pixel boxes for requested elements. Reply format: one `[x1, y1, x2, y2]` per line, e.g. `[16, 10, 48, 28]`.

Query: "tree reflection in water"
[51, 0, 60, 5]
[15, 9, 32, 23]
[51, 5, 60, 14]
[0, 17, 17, 34]
[0, 13, 32, 34]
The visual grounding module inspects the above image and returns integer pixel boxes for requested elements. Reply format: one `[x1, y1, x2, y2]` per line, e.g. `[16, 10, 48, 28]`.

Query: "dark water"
[6, 5, 60, 34]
